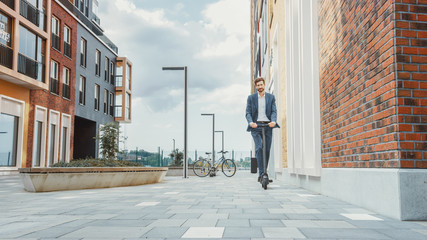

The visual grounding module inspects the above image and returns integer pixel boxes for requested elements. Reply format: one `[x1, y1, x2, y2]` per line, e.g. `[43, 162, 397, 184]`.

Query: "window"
[32, 106, 47, 167]
[126, 63, 131, 90]
[93, 0, 99, 16]
[0, 113, 18, 167]
[115, 94, 122, 117]
[48, 124, 56, 165]
[60, 114, 71, 163]
[50, 60, 59, 94]
[18, 25, 45, 81]
[64, 25, 71, 58]
[94, 84, 100, 111]
[62, 67, 70, 99]
[126, 93, 130, 119]
[0, 12, 13, 69]
[80, 38, 87, 67]
[51, 16, 60, 50]
[79, 76, 86, 105]
[110, 61, 115, 84]
[85, 0, 89, 17]
[95, 50, 101, 76]
[104, 57, 109, 81]
[109, 92, 114, 116]
[103, 89, 108, 114]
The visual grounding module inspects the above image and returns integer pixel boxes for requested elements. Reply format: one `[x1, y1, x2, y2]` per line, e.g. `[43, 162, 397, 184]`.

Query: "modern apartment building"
[250, 0, 426, 220]
[0, 0, 51, 173]
[0, 0, 132, 172]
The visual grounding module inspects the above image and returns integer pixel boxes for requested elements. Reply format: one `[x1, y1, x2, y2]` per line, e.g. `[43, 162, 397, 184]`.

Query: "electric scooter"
[257, 123, 273, 190]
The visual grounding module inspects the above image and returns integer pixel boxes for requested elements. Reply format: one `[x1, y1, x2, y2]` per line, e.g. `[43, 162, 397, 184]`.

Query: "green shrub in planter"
[52, 158, 142, 167]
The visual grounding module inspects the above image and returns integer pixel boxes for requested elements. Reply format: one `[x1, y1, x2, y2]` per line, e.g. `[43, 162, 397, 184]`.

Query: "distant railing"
[20, 0, 40, 27]
[92, 14, 100, 25]
[50, 78, 59, 94]
[18, 53, 40, 80]
[1, 0, 14, 9]
[51, 33, 60, 51]
[0, 44, 13, 69]
[62, 83, 70, 99]
[64, 42, 71, 58]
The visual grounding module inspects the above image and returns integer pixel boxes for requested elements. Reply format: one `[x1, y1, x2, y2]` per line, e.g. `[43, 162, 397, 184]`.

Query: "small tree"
[169, 148, 183, 166]
[96, 122, 120, 160]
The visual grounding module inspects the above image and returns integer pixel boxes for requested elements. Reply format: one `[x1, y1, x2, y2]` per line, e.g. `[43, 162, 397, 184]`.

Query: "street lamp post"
[201, 113, 215, 169]
[215, 130, 224, 153]
[162, 66, 188, 178]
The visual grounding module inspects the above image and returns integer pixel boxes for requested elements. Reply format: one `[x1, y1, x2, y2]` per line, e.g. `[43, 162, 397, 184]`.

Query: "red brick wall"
[319, 0, 399, 168]
[395, 0, 427, 168]
[319, 0, 426, 169]
[26, 1, 77, 167]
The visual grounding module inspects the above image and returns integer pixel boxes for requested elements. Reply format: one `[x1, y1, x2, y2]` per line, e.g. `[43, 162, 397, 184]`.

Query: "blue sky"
[98, 0, 251, 155]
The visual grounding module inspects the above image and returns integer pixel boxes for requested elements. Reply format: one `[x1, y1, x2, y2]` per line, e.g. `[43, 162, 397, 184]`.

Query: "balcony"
[51, 33, 60, 51]
[0, 44, 13, 69]
[18, 53, 43, 82]
[92, 14, 100, 25]
[1, 0, 14, 9]
[20, 0, 45, 30]
[62, 83, 70, 99]
[50, 78, 59, 94]
[64, 42, 71, 58]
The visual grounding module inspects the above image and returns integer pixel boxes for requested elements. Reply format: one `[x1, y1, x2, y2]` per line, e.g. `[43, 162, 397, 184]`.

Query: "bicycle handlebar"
[256, 123, 271, 128]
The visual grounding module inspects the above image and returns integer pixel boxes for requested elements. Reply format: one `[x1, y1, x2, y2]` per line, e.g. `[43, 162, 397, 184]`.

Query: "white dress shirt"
[257, 93, 270, 122]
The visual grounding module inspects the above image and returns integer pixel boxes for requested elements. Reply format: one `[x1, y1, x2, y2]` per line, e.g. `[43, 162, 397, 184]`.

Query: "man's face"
[256, 81, 265, 93]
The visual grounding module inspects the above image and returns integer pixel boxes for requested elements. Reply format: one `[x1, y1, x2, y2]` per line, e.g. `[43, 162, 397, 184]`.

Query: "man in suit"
[246, 77, 279, 182]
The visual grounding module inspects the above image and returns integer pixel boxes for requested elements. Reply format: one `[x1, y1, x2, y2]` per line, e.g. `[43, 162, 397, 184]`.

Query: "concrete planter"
[19, 167, 168, 192]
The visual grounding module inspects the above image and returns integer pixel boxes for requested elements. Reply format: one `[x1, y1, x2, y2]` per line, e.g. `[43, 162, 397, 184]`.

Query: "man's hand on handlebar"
[250, 122, 257, 128]
[268, 122, 276, 128]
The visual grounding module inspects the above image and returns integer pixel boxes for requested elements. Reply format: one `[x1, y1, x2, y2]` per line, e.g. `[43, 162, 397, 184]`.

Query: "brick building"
[250, 0, 426, 220]
[0, 0, 132, 172]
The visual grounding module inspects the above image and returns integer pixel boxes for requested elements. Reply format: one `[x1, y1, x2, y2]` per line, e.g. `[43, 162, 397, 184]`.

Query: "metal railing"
[51, 33, 60, 51]
[110, 105, 114, 117]
[50, 78, 59, 94]
[0, 44, 13, 69]
[20, 0, 40, 27]
[18, 53, 40, 80]
[64, 42, 71, 58]
[1, 0, 14, 9]
[62, 83, 70, 99]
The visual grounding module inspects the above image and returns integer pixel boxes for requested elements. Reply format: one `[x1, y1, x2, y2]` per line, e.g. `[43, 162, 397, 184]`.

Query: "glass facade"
[18, 25, 45, 82]
[0, 113, 18, 167]
[0, 11, 12, 69]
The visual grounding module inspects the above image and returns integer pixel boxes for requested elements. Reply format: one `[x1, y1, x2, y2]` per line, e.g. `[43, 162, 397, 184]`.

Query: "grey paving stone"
[141, 227, 188, 238]
[223, 227, 264, 238]
[299, 228, 391, 239]
[217, 219, 250, 227]
[262, 227, 306, 238]
[250, 219, 285, 227]
[60, 226, 151, 239]
[375, 229, 427, 240]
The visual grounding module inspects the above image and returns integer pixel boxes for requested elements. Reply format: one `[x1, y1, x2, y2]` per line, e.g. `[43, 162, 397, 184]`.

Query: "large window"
[103, 89, 108, 114]
[110, 61, 115, 84]
[126, 63, 131, 90]
[94, 84, 100, 111]
[109, 92, 114, 117]
[115, 94, 122, 118]
[126, 93, 130, 119]
[60, 114, 71, 163]
[32, 106, 47, 167]
[50, 60, 59, 94]
[47, 110, 60, 166]
[64, 25, 71, 58]
[95, 49, 101, 76]
[0, 113, 18, 167]
[0, 11, 12, 69]
[62, 67, 70, 99]
[104, 57, 109, 81]
[18, 25, 45, 81]
[79, 76, 86, 105]
[20, 0, 45, 30]
[80, 38, 87, 67]
[51, 16, 60, 50]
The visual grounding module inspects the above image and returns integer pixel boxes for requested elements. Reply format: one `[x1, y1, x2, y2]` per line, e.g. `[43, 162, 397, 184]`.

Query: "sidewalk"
[0, 171, 426, 239]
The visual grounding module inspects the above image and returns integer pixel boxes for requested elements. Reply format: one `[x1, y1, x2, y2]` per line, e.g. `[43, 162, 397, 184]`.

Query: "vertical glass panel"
[49, 124, 55, 165]
[61, 126, 67, 162]
[33, 121, 42, 167]
[19, 25, 36, 59]
[126, 63, 130, 90]
[0, 11, 12, 47]
[0, 113, 18, 167]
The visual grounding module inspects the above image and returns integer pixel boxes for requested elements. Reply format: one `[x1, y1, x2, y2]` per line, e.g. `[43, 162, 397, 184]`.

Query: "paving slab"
[0, 171, 426, 239]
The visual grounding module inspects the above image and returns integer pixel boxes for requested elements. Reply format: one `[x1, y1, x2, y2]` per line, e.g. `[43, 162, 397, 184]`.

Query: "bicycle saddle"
[205, 152, 211, 155]
[218, 150, 228, 154]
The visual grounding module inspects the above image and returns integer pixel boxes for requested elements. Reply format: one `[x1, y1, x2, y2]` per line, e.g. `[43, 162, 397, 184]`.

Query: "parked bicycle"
[193, 150, 236, 177]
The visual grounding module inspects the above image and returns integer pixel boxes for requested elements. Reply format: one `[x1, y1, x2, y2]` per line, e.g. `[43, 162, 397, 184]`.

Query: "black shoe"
[258, 176, 261, 182]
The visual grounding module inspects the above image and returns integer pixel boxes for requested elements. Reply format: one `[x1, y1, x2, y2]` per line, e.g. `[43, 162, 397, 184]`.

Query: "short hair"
[254, 77, 265, 85]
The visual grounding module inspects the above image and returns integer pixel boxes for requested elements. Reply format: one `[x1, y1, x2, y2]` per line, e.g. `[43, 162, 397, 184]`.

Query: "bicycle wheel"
[193, 159, 211, 177]
[221, 159, 236, 177]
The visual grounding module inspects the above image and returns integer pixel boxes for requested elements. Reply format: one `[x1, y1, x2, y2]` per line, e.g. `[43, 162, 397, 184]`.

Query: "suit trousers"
[251, 127, 272, 176]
